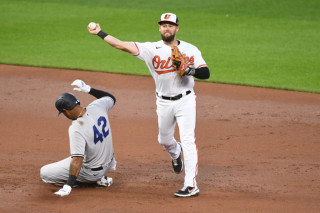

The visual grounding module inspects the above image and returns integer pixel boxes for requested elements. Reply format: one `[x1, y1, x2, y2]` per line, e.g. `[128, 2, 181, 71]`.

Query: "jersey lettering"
[93, 116, 109, 144]
[152, 56, 172, 70]
[181, 54, 194, 65]
[152, 54, 195, 75]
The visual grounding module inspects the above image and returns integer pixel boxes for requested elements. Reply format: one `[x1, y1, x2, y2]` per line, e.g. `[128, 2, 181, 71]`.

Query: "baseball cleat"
[172, 143, 183, 173]
[172, 153, 183, 174]
[174, 186, 199, 197]
[97, 176, 113, 187]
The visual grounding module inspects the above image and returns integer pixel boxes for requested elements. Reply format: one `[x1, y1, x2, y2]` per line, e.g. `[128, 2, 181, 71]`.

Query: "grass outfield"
[1, 0, 319, 93]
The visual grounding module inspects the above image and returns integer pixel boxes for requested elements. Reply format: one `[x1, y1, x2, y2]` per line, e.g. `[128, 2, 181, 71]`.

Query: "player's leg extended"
[176, 93, 198, 188]
[40, 157, 71, 186]
[156, 98, 181, 159]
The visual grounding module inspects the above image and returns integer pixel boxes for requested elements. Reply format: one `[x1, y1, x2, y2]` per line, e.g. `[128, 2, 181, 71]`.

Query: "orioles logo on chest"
[152, 54, 194, 75]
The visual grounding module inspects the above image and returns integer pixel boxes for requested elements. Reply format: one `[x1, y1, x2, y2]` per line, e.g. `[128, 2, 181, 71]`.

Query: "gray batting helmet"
[55, 93, 80, 115]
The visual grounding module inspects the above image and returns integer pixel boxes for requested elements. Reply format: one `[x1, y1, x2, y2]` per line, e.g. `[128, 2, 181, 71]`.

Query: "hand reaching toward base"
[54, 184, 72, 197]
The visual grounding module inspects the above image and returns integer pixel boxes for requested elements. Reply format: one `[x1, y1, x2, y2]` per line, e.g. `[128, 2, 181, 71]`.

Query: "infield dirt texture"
[0, 64, 319, 212]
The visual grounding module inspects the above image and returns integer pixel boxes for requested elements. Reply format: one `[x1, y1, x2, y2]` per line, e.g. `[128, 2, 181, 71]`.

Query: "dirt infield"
[0, 64, 319, 213]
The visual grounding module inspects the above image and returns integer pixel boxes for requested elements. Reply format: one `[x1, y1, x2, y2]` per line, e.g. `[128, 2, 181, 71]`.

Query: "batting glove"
[71, 79, 91, 93]
[183, 67, 196, 76]
[54, 184, 72, 197]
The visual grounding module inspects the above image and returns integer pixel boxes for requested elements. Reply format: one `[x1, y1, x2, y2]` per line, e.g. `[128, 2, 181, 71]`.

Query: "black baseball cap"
[55, 92, 80, 115]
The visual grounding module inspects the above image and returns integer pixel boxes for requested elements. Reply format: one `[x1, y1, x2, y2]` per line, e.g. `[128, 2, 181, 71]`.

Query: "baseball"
[88, 22, 97, 30]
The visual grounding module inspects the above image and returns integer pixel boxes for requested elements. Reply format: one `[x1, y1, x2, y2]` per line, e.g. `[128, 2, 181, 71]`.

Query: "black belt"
[91, 156, 114, 171]
[91, 166, 103, 171]
[157, 90, 191, 101]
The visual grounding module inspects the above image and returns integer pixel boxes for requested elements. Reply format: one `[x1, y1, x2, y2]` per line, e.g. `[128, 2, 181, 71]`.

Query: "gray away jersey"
[68, 97, 115, 169]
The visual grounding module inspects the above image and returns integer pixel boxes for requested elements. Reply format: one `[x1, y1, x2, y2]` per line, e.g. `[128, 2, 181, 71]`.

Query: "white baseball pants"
[156, 92, 198, 188]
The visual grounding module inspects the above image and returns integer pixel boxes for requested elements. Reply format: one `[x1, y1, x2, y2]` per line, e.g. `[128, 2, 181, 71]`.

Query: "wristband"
[66, 174, 77, 187]
[97, 30, 109, 39]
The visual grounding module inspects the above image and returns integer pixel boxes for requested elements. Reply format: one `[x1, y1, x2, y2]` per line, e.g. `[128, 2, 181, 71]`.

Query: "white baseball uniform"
[40, 97, 116, 186]
[133, 40, 207, 188]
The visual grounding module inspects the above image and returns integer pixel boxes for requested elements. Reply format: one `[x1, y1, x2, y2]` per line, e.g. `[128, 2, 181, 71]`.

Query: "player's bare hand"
[87, 23, 102, 35]
[71, 79, 91, 93]
[54, 184, 72, 197]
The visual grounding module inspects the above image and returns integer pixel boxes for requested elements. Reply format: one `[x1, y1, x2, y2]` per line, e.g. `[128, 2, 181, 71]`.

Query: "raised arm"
[71, 79, 116, 104]
[87, 23, 138, 55]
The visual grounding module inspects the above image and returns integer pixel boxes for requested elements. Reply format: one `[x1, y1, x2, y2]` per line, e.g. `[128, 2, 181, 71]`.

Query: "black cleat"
[174, 186, 200, 197]
[172, 150, 183, 174]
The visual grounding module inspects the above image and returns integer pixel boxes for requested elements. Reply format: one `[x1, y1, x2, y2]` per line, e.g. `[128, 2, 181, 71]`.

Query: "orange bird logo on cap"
[164, 14, 171, 19]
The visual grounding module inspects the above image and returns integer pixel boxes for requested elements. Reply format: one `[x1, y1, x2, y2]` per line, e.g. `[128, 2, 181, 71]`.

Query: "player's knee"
[40, 165, 50, 182]
[158, 134, 173, 146]
[158, 135, 167, 146]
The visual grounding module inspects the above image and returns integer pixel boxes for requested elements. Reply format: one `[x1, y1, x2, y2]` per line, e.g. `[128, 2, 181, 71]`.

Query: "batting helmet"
[55, 93, 80, 115]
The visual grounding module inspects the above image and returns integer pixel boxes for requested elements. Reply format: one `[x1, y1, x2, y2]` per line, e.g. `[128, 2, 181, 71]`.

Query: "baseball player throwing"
[40, 80, 116, 197]
[88, 13, 210, 197]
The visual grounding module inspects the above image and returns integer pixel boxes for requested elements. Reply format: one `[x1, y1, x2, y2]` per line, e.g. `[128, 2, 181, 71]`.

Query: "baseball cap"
[55, 92, 80, 115]
[158, 13, 179, 26]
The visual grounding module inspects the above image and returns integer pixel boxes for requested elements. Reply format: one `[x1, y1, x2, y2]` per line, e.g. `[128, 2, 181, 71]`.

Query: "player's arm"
[71, 80, 116, 104]
[185, 66, 210, 79]
[69, 157, 83, 178]
[65, 157, 83, 187]
[103, 35, 138, 54]
[172, 46, 210, 79]
[89, 88, 116, 103]
[54, 157, 83, 197]
[87, 23, 138, 55]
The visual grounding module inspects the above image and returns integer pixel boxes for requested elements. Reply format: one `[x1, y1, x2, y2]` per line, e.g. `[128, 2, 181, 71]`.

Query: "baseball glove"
[171, 46, 188, 77]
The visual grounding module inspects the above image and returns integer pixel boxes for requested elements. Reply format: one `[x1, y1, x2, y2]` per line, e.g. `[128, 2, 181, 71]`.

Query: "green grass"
[1, 0, 319, 93]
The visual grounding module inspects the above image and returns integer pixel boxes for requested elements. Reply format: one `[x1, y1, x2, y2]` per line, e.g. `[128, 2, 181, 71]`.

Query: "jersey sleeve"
[69, 128, 86, 158]
[132, 42, 153, 62]
[192, 46, 207, 69]
[89, 97, 115, 112]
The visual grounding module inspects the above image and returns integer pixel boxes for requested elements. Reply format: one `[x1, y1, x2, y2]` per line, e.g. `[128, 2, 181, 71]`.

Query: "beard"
[161, 33, 175, 42]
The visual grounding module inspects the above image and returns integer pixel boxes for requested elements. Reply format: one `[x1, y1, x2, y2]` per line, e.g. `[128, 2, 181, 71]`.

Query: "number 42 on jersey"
[93, 116, 109, 144]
